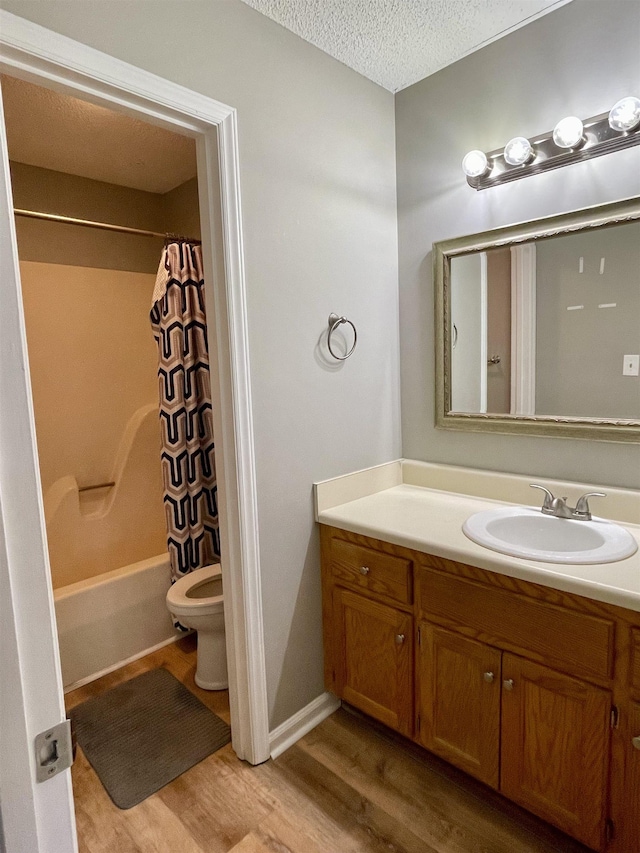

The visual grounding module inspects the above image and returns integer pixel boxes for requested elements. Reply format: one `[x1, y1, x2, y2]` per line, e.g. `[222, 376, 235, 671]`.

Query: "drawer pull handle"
[633, 735, 640, 751]
[360, 566, 370, 575]
[503, 678, 514, 691]
[483, 671, 495, 683]
[395, 634, 405, 645]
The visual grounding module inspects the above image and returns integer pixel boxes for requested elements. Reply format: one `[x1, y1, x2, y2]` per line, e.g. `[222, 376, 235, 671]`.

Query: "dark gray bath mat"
[69, 667, 231, 809]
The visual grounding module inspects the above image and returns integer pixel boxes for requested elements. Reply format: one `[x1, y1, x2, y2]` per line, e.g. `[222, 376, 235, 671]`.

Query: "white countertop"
[316, 465, 640, 613]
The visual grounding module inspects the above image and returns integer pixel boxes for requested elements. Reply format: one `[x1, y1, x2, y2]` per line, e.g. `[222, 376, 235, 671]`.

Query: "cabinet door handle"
[360, 566, 370, 575]
[632, 735, 640, 750]
[483, 671, 495, 683]
[395, 634, 405, 645]
[503, 678, 514, 691]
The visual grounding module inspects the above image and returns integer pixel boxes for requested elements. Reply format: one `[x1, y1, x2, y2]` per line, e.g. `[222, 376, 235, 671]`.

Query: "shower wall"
[20, 261, 160, 496]
[14, 162, 201, 588]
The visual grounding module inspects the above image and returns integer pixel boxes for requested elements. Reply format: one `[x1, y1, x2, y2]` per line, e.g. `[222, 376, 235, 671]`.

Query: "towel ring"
[327, 313, 357, 360]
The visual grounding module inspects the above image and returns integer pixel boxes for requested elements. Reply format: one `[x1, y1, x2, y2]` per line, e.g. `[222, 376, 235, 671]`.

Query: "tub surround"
[315, 460, 640, 613]
[54, 552, 177, 690]
[45, 404, 166, 588]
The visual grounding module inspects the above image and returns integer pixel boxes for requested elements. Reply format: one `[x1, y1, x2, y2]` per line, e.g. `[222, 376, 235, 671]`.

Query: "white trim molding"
[269, 693, 341, 760]
[0, 9, 269, 816]
[479, 252, 488, 414]
[510, 243, 537, 417]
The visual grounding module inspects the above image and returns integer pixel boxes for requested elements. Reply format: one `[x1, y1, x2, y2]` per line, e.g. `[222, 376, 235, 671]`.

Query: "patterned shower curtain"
[150, 241, 220, 583]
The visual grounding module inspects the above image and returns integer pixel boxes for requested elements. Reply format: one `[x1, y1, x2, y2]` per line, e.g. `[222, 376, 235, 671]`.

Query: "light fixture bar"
[467, 110, 640, 190]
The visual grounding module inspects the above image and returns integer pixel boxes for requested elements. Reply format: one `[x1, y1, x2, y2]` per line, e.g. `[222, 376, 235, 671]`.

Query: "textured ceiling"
[2, 2, 571, 189]
[240, 0, 572, 92]
[2, 76, 197, 194]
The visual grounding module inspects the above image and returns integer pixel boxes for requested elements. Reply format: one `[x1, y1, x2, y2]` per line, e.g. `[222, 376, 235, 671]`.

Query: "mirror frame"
[434, 196, 640, 443]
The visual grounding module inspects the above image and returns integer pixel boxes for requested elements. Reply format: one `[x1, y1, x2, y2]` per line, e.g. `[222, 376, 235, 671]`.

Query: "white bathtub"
[54, 552, 179, 691]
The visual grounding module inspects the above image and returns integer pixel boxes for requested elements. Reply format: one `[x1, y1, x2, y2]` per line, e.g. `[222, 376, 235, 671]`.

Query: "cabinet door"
[500, 654, 610, 851]
[417, 623, 501, 787]
[334, 588, 413, 736]
[622, 702, 640, 853]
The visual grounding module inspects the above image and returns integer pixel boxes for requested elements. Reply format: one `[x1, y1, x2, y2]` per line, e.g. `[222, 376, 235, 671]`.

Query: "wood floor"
[66, 639, 590, 853]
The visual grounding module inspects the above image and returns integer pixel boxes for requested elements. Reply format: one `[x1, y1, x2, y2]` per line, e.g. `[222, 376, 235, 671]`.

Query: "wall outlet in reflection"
[623, 355, 639, 376]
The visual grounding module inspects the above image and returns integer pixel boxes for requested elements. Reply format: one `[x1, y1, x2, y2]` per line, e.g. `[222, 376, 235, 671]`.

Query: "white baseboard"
[62, 633, 185, 694]
[269, 692, 341, 760]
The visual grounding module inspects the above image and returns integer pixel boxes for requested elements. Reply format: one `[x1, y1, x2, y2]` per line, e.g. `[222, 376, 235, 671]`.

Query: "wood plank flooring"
[66, 639, 590, 853]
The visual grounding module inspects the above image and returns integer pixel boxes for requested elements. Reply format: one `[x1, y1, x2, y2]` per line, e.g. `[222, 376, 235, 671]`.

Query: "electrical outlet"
[623, 354, 639, 376]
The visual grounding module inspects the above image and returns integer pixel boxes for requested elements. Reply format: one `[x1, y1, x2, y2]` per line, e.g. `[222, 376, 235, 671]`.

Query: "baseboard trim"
[62, 633, 186, 694]
[269, 692, 341, 760]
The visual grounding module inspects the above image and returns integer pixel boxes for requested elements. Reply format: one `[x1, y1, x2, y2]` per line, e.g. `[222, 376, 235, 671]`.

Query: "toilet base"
[195, 672, 229, 691]
[195, 625, 229, 691]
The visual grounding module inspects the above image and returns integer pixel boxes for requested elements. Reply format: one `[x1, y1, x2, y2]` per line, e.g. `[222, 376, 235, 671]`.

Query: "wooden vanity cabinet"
[334, 588, 413, 736]
[415, 561, 614, 851]
[321, 530, 414, 737]
[416, 624, 502, 786]
[623, 631, 640, 851]
[321, 524, 640, 852]
[500, 655, 611, 849]
[416, 625, 610, 849]
[625, 702, 640, 852]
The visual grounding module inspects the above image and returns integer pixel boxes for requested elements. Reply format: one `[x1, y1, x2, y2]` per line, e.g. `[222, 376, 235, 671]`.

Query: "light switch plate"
[623, 354, 639, 376]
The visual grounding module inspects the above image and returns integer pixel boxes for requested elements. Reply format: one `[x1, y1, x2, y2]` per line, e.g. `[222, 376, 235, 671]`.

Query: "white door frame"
[510, 243, 537, 416]
[0, 11, 269, 851]
[479, 252, 488, 414]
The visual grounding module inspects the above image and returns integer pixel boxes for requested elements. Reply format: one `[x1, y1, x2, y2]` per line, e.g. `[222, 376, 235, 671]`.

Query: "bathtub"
[54, 552, 179, 691]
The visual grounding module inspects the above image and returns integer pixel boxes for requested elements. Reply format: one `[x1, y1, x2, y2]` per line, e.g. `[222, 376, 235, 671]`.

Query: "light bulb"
[504, 136, 534, 166]
[608, 96, 640, 132]
[462, 150, 489, 178]
[553, 116, 584, 149]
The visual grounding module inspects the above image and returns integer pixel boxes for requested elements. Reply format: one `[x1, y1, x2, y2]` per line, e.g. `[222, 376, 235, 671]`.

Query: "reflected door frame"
[510, 243, 537, 417]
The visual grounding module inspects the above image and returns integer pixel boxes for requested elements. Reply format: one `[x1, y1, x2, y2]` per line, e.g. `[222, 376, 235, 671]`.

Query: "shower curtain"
[150, 241, 220, 583]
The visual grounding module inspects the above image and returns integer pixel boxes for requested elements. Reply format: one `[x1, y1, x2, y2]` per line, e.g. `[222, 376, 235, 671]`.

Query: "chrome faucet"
[530, 484, 606, 521]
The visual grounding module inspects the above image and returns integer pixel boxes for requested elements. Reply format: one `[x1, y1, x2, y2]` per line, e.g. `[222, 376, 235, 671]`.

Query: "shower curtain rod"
[13, 208, 200, 243]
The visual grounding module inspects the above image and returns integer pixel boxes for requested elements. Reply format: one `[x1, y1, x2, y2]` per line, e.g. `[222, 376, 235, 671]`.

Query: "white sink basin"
[463, 506, 638, 564]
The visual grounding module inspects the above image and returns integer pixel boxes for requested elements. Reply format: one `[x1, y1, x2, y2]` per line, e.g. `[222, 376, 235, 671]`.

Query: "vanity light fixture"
[552, 116, 585, 149]
[608, 96, 640, 133]
[504, 136, 534, 166]
[461, 149, 490, 178]
[463, 95, 640, 190]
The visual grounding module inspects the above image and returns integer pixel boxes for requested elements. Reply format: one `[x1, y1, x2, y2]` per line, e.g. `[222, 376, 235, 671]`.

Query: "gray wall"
[536, 223, 640, 420]
[396, 0, 640, 489]
[0, 0, 400, 728]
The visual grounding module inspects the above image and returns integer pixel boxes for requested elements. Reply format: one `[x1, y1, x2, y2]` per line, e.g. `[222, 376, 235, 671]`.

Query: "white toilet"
[166, 563, 228, 690]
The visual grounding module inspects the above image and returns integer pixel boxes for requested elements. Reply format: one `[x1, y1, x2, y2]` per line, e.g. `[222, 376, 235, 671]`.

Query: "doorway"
[6, 73, 214, 691]
[0, 14, 268, 852]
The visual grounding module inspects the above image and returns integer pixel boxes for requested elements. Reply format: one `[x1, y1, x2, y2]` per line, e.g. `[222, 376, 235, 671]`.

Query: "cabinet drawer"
[417, 567, 614, 681]
[330, 538, 412, 605]
[631, 628, 640, 697]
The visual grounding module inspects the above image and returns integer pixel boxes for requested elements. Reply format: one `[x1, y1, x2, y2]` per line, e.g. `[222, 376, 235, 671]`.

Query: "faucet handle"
[574, 492, 606, 520]
[530, 484, 555, 510]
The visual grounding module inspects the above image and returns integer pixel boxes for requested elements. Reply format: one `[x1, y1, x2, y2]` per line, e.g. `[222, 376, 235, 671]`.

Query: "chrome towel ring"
[327, 313, 357, 360]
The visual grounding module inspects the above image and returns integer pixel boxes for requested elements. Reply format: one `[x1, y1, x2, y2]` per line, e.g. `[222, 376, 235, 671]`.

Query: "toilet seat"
[166, 563, 223, 616]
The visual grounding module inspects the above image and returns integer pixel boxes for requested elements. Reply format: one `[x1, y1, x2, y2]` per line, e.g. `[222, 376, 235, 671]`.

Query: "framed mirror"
[434, 197, 640, 443]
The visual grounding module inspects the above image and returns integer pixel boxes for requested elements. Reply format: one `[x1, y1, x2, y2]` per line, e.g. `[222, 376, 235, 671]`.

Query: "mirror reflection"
[449, 221, 640, 421]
